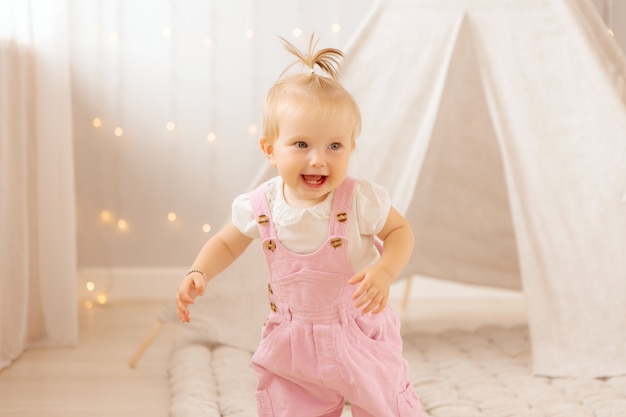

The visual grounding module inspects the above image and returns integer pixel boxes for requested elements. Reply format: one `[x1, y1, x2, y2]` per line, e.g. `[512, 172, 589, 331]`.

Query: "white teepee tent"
[158, 0, 626, 378]
[339, 0, 626, 377]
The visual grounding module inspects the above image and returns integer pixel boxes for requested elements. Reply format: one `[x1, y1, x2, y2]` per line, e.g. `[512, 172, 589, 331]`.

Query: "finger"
[193, 277, 206, 296]
[354, 289, 376, 309]
[352, 281, 372, 300]
[352, 287, 368, 305]
[348, 272, 364, 285]
[176, 306, 189, 323]
[361, 291, 386, 313]
[178, 292, 196, 304]
[360, 299, 376, 314]
[175, 297, 190, 311]
[370, 299, 387, 314]
[175, 301, 189, 318]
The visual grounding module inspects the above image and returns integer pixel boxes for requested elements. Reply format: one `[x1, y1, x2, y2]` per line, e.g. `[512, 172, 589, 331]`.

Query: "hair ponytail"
[278, 34, 343, 80]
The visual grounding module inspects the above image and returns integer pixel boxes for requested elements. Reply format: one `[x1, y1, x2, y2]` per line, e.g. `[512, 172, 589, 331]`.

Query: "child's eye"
[329, 143, 342, 150]
[295, 141, 307, 149]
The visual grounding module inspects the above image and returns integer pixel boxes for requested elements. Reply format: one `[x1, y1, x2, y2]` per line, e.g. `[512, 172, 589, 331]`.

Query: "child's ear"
[259, 137, 276, 165]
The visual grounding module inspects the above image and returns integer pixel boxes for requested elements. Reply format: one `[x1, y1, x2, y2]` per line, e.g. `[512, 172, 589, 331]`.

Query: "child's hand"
[175, 274, 207, 323]
[349, 266, 392, 314]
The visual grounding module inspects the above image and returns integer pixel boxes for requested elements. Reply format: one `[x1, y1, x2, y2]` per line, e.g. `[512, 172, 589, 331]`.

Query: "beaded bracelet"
[186, 268, 208, 282]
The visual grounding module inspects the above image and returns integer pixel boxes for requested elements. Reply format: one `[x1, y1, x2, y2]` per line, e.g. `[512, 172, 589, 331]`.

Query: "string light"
[331, 23, 341, 33]
[602, 0, 615, 38]
[117, 219, 128, 231]
[293, 27, 302, 38]
[165, 0, 181, 233]
[86, 1, 281, 305]
[100, 210, 113, 222]
[203, 0, 218, 239]
[83, 277, 110, 307]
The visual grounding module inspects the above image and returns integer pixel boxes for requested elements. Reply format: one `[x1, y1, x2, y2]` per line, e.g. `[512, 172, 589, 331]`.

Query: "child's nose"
[309, 149, 325, 167]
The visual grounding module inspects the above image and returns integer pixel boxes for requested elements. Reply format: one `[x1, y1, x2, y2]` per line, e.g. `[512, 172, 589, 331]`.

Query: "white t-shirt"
[231, 176, 391, 272]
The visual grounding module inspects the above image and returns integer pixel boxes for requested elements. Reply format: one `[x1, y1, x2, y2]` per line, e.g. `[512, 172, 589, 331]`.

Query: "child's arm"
[349, 206, 414, 314]
[176, 221, 253, 323]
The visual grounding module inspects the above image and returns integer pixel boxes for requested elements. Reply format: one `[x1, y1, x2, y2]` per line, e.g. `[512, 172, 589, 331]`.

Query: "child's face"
[260, 98, 355, 208]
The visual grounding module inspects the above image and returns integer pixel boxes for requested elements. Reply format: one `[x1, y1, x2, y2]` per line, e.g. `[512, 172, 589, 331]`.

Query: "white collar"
[267, 177, 333, 227]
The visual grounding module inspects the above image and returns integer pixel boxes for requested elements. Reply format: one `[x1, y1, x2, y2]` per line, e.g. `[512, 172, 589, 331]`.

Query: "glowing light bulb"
[248, 124, 258, 135]
[202, 223, 212, 233]
[84, 300, 94, 309]
[245, 29, 254, 39]
[117, 219, 128, 231]
[168, 212, 177, 222]
[163, 28, 171, 38]
[86, 281, 96, 292]
[293, 28, 302, 38]
[166, 121, 175, 131]
[93, 117, 102, 128]
[331, 23, 341, 33]
[207, 132, 217, 142]
[100, 210, 112, 222]
[114, 127, 123, 137]
[96, 294, 108, 305]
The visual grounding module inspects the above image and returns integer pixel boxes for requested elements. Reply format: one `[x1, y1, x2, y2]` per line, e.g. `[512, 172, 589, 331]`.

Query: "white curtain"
[0, 0, 77, 369]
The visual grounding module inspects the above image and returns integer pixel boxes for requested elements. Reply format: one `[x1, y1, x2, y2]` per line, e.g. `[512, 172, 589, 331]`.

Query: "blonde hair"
[262, 34, 362, 147]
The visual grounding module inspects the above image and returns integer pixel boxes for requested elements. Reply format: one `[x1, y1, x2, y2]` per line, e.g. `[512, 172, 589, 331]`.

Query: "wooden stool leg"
[128, 320, 165, 368]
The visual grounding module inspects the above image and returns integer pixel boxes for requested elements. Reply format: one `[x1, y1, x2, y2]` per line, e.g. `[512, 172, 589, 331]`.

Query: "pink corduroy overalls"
[249, 177, 424, 417]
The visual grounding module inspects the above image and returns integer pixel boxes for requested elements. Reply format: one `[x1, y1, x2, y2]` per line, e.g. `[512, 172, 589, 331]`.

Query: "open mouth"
[302, 175, 327, 186]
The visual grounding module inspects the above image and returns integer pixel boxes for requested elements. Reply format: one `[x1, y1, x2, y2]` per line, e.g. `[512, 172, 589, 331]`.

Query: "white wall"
[70, 0, 375, 270]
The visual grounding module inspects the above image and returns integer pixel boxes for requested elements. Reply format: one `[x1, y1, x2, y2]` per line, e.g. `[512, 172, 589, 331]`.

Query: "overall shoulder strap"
[329, 177, 357, 237]
[248, 182, 275, 240]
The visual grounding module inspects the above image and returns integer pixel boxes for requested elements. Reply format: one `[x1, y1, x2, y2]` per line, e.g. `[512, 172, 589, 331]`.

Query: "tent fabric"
[187, 0, 626, 378]
[341, 0, 626, 377]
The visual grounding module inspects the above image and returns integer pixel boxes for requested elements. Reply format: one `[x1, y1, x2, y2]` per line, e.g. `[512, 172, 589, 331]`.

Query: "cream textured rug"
[168, 324, 626, 417]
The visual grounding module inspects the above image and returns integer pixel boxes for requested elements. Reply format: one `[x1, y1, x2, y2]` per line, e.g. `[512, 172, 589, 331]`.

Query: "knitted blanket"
[168, 324, 626, 417]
